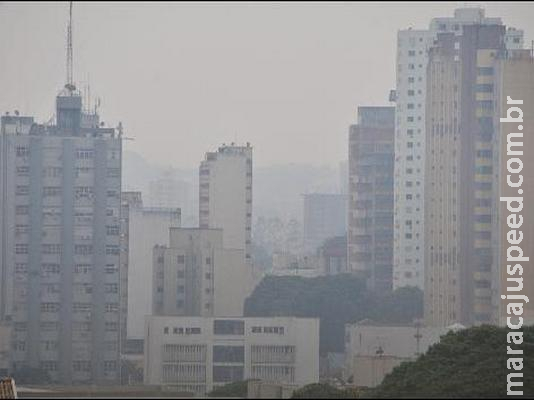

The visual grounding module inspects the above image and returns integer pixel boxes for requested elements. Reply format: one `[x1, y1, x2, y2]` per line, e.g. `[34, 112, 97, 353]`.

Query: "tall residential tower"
[393, 8, 524, 290]
[0, 88, 123, 384]
[348, 107, 395, 292]
[199, 144, 253, 262]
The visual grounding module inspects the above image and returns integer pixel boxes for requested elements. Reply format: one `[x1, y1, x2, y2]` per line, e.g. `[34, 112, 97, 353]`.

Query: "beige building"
[493, 50, 534, 326]
[344, 320, 461, 388]
[144, 316, 320, 396]
[424, 25, 509, 327]
[199, 144, 253, 262]
[394, 8, 524, 291]
[152, 228, 253, 319]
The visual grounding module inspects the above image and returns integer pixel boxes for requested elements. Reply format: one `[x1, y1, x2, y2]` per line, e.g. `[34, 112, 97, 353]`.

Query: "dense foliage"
[292, 383, 361, 399]
[370, 325, 534, 398]
[208, 380, 249, 398]
[244, 274, 423, 353]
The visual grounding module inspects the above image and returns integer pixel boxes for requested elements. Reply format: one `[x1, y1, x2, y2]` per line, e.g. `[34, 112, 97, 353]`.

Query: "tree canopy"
[244, 274, 423, 353]
[369, 325, 534, 398]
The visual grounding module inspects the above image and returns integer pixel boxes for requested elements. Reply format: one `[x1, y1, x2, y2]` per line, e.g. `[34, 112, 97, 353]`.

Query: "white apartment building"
[199, 144, 253, 262]
[120, 192, 181, 351]
[0, 90, 122, 384]
[393, 8, 524, 290]
[152, 228, 253, 318]
[144, 316, 320, 396]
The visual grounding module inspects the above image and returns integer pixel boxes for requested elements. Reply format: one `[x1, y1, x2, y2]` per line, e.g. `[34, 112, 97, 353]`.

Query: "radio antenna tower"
[65, 1, 76, 92]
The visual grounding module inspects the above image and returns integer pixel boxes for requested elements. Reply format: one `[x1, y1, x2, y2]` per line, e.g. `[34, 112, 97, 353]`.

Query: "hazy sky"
[1, 2, 533, 168]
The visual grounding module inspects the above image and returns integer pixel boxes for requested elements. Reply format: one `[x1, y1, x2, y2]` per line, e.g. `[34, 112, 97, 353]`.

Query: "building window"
[106, 245, 120, 255]
[106, 225, 120, 235]
[15, 186, 29, 196]
[105, 284, 119, 294]
[76, 149, 94, 159]
[213, 346, 245, 363]
[74, 244, 92, 255]
[16, 147, 29, 157]
[15, 244, 28, 254]
[16, 206, 29, 215]
[214, 320, 244, 336]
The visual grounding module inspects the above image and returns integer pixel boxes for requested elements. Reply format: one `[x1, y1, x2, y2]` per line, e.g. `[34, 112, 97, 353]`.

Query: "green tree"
[208, 380, 249, 398]
[244, 275, 423, 354]
[369, 325, 534, 398]
[292, 383, 359, 399]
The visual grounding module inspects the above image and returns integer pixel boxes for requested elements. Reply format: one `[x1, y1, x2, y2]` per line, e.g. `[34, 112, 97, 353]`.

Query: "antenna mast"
[66, 1, 75, 92]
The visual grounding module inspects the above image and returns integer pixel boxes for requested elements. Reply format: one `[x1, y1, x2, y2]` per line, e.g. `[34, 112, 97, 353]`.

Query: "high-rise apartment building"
[424, 24, 512, 327]
[152, 228, 252, 318]
[348, 106, 395, 292]
[199, 144, 252, 262]
[394, 8, 524, 290]
[0, 89, 122, 384]
[492, 50, 534, 326]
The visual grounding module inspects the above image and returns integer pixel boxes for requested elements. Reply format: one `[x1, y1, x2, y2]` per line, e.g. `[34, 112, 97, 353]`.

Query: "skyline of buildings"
[0, 3, 532, 393]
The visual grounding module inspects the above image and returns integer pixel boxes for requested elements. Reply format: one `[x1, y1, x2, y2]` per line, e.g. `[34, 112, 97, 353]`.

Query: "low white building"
[144, 316, 320, 396]
[344, 320, 463, 387]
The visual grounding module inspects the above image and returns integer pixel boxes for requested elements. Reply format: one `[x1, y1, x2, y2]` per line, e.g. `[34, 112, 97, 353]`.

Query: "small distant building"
[320, 236, 347, 275]
[271, 252, 323, 278]
[144, 316, 320, 396]
[343, 320, 463, 387]
[302, 193, 347, 254]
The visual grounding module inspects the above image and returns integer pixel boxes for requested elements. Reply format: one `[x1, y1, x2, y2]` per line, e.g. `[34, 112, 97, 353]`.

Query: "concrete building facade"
[344, 320, 461, 388]
[424, 24, 515, 327]
[152, 228, 252, 319]
[199, 144, 253, 262]
[0, 89, 122, 384]
[394, 8, 524, 290]
[120, 192, 181, 353]
[144, 316, 320, 396]
[348, 107, 395, 292]
[492, 50, 534, 326]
